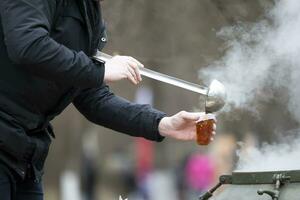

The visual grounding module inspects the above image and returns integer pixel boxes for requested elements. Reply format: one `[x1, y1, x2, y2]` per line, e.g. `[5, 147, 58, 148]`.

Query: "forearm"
[0, 0, 104, 88]
[73, 85, 166, 142]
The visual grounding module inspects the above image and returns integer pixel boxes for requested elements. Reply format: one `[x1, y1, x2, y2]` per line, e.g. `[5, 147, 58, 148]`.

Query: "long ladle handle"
[93, 51, 209, 95]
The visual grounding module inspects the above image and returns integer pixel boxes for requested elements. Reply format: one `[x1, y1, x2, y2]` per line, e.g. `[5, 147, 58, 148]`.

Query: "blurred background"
[43, 0, 299, 199]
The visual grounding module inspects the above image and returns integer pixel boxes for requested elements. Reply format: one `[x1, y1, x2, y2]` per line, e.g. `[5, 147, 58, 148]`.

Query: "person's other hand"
[158, 111, 216, 141]
[104, 55, 144, 85]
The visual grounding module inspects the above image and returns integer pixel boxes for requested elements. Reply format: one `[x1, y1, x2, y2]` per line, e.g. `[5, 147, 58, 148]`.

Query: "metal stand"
[198, 175, 233, 200]
[257, 174, 291, 200]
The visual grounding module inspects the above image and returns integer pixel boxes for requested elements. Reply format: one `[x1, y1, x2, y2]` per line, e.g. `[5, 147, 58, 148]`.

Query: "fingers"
[127, 73, 137, 85]
[124, 59, 142, 83]
[125, 65, 138, 85]
[126, 57, 143, 82]
[176, 111, 218, 144]
[129, 62, 142, 82]
[127, 56, 144, 68]
[127, 65, 138, 84]
[213, 123, 217, 131]
[123, 57, 142, 84]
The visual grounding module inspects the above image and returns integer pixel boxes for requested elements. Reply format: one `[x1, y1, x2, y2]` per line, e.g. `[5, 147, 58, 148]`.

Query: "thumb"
[179, 111, 206, 121]
[197, 113, 216, 122]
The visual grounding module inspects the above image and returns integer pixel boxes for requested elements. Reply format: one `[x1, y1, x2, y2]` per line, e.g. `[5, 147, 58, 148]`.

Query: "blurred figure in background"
[134, 138, 154, 200]
[104, 148, 136, 198]
[81, 129, 100, 200]
[176, 153, 216, 200]
[210, 133, 237, 197]
[175, 134, 237, 200]
[133, 87, 155, 200]
[184, 153, 216, 199]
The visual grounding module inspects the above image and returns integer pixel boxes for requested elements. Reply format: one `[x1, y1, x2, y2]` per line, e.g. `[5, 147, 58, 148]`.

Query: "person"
[0, 0, 217, 199]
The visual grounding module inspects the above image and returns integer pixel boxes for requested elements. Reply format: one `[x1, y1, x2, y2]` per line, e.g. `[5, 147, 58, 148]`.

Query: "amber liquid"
[196, 119, 214, 145]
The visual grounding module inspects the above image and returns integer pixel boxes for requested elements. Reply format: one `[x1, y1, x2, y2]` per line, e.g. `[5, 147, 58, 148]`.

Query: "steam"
[198, 0, 300, 175]
[236, 130, 300, 172]
[200, 0, 300, 122]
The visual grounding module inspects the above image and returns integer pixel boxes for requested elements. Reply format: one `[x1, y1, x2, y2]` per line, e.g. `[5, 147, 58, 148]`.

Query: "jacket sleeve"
[73, 85, 166, 142]
[0, 0, 104, 88]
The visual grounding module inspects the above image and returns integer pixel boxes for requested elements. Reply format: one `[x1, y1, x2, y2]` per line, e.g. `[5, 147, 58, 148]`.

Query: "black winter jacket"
[0, 0, 165, 181]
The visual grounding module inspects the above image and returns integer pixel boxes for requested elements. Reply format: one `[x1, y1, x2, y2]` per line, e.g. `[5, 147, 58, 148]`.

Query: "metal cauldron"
[199, 170, 300, 200]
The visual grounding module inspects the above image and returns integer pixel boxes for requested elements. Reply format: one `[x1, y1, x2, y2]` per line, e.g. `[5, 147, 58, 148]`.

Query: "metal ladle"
[93, 51, 226, 113]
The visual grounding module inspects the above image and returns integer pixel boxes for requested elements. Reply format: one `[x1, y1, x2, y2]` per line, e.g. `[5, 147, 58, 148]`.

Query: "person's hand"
[158, 111, 217, 141]
[104, 55, 144, 85]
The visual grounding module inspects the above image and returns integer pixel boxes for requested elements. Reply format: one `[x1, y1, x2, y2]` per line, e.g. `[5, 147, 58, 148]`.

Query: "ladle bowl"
[205, 80, 227, 113]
